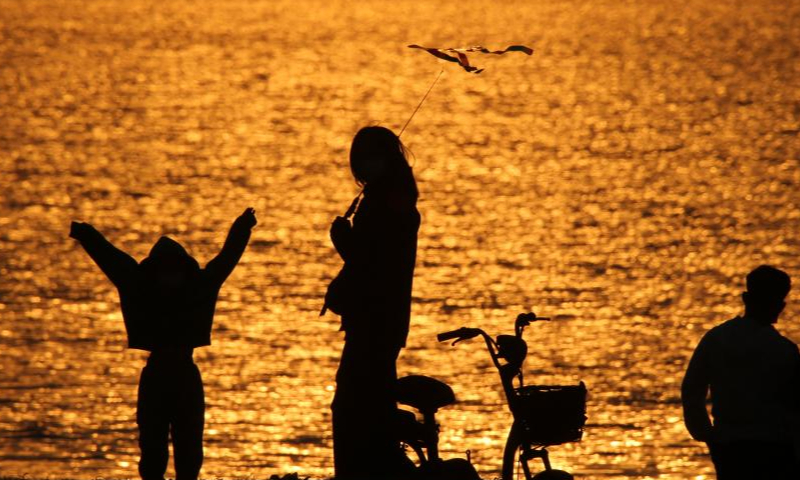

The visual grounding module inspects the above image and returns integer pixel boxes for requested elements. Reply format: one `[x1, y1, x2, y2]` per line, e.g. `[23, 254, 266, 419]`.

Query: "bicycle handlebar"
[437, 329, 463, 342]
[516, 312, 550, 323]
[437, 327, 482, 343]
[438, 312, 553, 346]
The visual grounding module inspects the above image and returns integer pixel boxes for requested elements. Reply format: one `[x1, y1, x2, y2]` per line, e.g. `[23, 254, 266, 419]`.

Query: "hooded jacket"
[73, 221, 251, 351]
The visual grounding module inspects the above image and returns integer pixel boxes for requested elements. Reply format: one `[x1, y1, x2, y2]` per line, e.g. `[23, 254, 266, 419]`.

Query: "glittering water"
[1, 0, 799, 478]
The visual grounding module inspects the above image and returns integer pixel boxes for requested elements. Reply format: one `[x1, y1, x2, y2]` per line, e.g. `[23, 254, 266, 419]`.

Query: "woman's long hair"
[349, 126, 418, 202]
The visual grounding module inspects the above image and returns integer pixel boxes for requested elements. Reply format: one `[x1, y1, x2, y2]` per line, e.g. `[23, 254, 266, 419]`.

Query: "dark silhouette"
[70, 208, 256, 480]
[682, 265, 800, 479]
[437, 314, 586, 480]
[395, 375, 480, 480]
[326, 126, 420, 479]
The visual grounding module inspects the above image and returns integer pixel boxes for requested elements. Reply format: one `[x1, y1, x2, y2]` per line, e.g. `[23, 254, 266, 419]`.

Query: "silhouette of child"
[70, 208, 256, 480]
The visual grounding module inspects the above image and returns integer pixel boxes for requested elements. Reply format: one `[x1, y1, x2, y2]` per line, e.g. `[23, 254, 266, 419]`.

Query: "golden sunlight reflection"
[1, 0, 799, 479]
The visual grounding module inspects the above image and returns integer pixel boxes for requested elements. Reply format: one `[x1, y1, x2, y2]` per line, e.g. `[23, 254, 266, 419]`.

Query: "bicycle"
[437, 312, 587, 480]
[394, 374, 481, 479]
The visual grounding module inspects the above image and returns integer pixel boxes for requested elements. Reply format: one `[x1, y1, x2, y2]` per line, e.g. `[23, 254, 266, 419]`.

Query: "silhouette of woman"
[329, 126, 420, 479]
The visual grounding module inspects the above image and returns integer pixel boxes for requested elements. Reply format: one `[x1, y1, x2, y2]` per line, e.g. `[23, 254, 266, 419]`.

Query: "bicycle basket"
[512, 382, 587, 445]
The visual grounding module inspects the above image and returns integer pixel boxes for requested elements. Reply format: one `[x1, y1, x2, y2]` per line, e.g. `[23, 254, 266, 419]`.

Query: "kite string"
[399, 68, 444, 137]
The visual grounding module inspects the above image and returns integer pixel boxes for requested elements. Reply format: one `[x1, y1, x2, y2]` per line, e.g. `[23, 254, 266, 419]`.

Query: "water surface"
[1, 0, 799, 478]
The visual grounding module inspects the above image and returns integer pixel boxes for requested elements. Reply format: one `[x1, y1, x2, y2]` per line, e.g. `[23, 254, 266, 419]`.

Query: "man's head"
[742, 265, 791, 324]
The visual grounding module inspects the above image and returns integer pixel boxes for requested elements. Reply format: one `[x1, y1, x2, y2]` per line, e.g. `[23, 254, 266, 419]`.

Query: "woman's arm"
[205, 208, 256, 285]
[70, 221, 138, 287]
[330, 216, 354, 262]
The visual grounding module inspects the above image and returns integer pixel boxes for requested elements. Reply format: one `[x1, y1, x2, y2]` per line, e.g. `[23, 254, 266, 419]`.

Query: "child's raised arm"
[205, 208, 257, 286]
[70, 221, 138, 287]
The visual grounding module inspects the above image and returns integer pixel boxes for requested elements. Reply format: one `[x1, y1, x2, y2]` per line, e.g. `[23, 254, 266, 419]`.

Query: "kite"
[408, 44, 534, 74]
[399, 43, 534, 135]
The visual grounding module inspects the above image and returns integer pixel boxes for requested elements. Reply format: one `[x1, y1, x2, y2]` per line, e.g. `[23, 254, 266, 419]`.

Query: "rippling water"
[1, 0, 799, 478]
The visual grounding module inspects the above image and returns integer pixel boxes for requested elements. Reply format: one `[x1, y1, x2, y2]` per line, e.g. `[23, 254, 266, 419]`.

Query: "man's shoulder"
[697, 317, 749, 349]
[774, 329, 800, 353]
[706, 316, 800, 354]
[703, 317, 740, 337]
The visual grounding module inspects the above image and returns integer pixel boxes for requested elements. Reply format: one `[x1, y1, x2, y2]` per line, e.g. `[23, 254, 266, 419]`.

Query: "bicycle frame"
[438, 313, 541, 414]
[438, 313, 582, 480]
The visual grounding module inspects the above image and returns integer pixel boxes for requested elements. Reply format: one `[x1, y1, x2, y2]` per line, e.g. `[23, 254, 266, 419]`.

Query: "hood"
[140, 236, 200, 273]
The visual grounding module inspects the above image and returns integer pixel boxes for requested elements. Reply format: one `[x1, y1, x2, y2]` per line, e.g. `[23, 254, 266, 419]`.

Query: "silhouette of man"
[682, 265, 800, 479]
[70, 208, 256, 480]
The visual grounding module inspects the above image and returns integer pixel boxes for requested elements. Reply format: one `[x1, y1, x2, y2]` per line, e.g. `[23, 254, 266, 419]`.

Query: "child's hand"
[69, 221, 91, 239]
[236, 208, 257, 229]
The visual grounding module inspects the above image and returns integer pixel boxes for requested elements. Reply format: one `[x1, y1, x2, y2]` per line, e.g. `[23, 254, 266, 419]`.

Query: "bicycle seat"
[396, 375, 456, 413]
